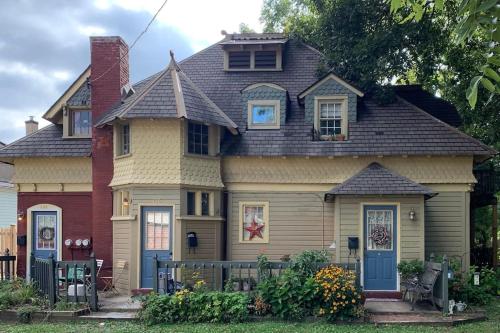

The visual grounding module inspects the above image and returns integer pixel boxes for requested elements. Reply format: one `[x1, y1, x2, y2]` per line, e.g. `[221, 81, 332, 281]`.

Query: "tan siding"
[425, 192, 468, 265]
[338, 196, 424, 264]
[13, 157, 92, 190]
[222, 156, 474, 185]
[229, 192, 335, 261]
[181, 220, 221, 260]
[112, 220, 132, 293]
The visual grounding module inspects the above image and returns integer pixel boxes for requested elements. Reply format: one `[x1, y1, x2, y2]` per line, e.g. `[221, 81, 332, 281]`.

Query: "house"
[0, 140, 16, 229]
[0, 34, 496, 294]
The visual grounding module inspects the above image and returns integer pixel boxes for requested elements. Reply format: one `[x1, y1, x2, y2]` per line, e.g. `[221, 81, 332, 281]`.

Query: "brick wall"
[16, 192, 92, 277]
[90, 37, 129, 271]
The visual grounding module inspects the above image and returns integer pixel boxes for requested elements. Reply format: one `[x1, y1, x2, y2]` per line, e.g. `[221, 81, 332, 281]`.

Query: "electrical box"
[348, 237, 359, 250]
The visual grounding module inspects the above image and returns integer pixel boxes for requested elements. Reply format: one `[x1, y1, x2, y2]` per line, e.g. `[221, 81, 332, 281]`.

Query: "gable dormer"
[298, 73, 364, 140]
[43, 66, 92, 138]
[219, 33, 287, 71]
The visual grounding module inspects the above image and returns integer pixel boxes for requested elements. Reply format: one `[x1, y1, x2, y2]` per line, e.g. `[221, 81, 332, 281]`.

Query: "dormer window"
[254, 51, 277, 69]
[70, 110, 91, 136]
[247, 100, 280, 129]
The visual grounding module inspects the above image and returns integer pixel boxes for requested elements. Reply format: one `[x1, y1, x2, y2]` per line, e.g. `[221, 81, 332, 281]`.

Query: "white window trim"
[314, 95, 349, 139]
[247, 100, 281, 130]
[63, 107, 92, 139]
[114, 122, 131, 158]
[239, 201, 269, 244]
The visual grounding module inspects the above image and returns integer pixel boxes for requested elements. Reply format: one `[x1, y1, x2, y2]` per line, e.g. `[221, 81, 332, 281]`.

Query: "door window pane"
[366, 210, 393, 250]
[146, 211, 169, 250]
[36, 215, 56, 250]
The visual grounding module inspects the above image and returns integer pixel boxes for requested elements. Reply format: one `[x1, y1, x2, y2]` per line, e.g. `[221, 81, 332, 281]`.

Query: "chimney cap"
[25, 116, 38, 124]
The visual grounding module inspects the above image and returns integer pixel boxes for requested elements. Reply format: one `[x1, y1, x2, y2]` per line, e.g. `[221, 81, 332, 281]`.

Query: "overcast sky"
[0, 0, 264, 143]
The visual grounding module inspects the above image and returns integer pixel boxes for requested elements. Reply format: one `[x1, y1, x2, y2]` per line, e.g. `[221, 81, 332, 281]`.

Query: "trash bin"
[68, 283, 87, 296]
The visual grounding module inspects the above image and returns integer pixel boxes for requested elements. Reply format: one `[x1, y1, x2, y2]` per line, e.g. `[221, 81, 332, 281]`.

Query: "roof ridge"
[396, 96, 497, 156]
[176, 69, 238, 130]
[115, 67, 171, 120]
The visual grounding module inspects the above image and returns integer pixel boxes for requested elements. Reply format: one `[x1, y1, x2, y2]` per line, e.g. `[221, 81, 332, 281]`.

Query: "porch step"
[80, 311, 137, 321]
[363, 291, 401, 299]
[131, 288, 153, 297]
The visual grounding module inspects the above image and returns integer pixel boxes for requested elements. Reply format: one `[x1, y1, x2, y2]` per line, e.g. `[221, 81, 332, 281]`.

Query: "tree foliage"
[260, 0, 499, 165]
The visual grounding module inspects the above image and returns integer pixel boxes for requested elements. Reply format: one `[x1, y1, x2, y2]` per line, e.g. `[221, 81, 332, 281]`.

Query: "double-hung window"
[319, 102, 342, 136]
[187, 122, 209, 155]
[120, 124, 130, 155]
[71, 110, 92, 136]
[247, 100, 280, 129]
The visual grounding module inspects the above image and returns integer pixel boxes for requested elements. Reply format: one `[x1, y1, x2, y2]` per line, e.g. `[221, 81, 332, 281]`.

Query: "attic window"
[70, 110, 92, 136]
[255, 51, 276, 69]
[228, 51, 251, 69]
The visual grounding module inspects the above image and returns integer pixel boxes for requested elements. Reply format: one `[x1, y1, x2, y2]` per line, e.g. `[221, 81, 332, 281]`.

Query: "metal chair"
[405, 264, 441, 310]
[100, 260, 127, 295]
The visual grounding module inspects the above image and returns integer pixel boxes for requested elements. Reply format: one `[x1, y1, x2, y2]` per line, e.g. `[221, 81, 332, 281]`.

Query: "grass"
[0, 299, 498, 333]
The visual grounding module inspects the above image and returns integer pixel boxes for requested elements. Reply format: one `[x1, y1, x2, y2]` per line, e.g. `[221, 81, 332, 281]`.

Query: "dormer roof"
[219, 33, 288, 46]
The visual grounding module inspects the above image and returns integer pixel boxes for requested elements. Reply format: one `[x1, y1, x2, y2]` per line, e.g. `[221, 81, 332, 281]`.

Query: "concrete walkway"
[365, 298, 437, 314]
[80, 294, 140, 321]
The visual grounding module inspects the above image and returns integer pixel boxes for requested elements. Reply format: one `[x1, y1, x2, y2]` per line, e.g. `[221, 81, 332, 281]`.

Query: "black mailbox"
[187, 232, 198, 248]
[17, 235, 27, 246]
[348, 237, 359, 250]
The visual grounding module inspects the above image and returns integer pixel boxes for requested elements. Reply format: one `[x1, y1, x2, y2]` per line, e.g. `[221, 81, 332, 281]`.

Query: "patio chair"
[404, 264, 441, 310]
[100, 259, 127, 295]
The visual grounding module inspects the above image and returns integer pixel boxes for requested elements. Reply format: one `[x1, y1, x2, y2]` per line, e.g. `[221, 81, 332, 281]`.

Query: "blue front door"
[32, 211, 58, 259]
[141, 206, 172, 288]
[363, 205, 397, 290]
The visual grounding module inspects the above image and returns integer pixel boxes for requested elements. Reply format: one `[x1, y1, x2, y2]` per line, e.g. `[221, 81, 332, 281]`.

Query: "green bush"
[138, 290, 249, 325]
[257, 268, 318, 320]
[397, 259, 424, 281]
[289, 250, 330, 279]
[0, 279, 41, 310]
[450, 266, 498, 305]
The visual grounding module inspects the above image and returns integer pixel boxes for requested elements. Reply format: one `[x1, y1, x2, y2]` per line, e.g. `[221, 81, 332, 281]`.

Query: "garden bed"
[0, 308, 90, 323]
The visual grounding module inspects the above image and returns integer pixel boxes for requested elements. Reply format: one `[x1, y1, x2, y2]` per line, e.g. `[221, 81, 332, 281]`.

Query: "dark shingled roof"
[67, 81, 91, 107]
[175, 39, 494, 158]
[325, 162, 436, 199]
[96, 61, 237, 129]
[394, 85, 462, 127]
[0, 125, 91, 158]
[219, 32, 287, 45]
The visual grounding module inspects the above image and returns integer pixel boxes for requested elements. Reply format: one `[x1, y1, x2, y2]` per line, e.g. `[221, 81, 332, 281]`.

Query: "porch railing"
[152, 256, 361, 294]
[0, 249, 16, 281]
[30, 252, 98, 311]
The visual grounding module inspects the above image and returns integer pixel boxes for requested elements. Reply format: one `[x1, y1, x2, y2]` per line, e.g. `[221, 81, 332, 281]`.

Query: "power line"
[90, 0, 169, 83]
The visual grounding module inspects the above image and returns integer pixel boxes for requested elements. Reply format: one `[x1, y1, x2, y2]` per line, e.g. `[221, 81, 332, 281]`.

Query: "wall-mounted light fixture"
[17, 210, 24, 221]
[122, 197, 130, 207]
[409, 208, 416, 221]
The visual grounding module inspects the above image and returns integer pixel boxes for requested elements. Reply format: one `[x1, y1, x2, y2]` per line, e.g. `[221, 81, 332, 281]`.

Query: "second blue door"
[141, 206, 172, 288]
[363, 205, 397, 291]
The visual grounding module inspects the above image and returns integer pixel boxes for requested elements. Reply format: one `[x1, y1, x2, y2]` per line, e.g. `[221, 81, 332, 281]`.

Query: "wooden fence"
[152, 257, 361, 295]
[30, 253, 98, 311]
[0, 225, 16, 278]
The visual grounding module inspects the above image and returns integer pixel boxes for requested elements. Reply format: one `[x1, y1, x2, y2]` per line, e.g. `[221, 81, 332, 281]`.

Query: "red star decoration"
[244, 218, 264, 240]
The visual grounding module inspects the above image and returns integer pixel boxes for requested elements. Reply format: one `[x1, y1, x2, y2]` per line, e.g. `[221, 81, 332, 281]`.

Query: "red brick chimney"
[90, 36, 129, 270]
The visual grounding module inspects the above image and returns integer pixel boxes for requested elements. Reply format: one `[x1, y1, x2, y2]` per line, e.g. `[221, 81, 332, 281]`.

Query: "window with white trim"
[239, 202, 269, 243]
[247, 100, 280, 129]
[70, 110, 92, 136]
[319, 102, 342, 136]
[116, 123, 130, 156]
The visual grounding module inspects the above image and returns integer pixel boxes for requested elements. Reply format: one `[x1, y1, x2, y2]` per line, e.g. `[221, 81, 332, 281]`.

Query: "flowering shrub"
[138, 289, 249, 325]
[314, 265, 363, 321]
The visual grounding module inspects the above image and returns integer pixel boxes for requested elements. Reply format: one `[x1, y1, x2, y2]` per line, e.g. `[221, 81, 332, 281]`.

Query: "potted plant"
[335, 133, 346, 141]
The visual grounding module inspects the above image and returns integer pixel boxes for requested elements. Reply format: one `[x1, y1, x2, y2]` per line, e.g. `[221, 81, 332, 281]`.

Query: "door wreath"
[39, 227, 55, 241]
[369, 224, 390, 246]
